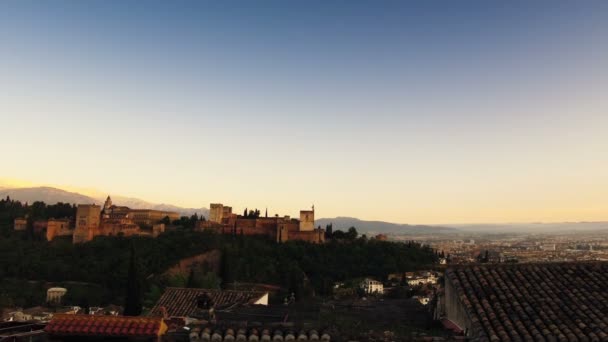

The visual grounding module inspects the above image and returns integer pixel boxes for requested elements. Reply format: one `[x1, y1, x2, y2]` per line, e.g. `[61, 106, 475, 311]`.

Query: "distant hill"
[0, 186, 97, 205]
[445, 222, 608, 233]
[316, 216, 456, 235]
[0, 187, 208, 217]
[95, 194, 209, 217]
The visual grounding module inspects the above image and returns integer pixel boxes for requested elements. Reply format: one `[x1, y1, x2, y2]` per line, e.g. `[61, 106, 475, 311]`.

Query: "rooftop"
[181, 326, 330, 342]
[446, 262, 608, 341]
[44, 314, 167, 338]
[149, 288, 268, 318]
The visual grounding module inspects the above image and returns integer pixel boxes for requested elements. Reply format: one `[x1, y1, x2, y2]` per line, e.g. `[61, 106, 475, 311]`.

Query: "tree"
[160, 216, 171, 225]
[219, 246, 235, 286]
[198, 272, 221, 289]
[186, 268, 197, 288]
[124, 242, 142, 316]
[325, 223, 333, 238]
[346, 227, 358, 240]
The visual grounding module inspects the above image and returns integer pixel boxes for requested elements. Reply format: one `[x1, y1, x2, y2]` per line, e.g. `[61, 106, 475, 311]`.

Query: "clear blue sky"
[1, 1, 607, 223]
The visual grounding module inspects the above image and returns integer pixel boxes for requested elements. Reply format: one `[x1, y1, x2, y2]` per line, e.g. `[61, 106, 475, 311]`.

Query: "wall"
[129, 209, 179, 226]
[199, 214, 326, 244]
[444, 272, 472, 335]
[46, 219, 72, 241]
[289, 229, 325, 243]
[33, 220, 48, 234]
[13, 218, 27, 231]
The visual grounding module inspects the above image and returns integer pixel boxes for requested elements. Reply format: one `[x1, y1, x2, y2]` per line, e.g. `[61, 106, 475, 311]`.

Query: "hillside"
[316, 216, 456, 235]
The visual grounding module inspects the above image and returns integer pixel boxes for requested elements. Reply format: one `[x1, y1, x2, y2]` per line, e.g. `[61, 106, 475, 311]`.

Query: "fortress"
[70, 196, 180, 243]
[16, 197, 324, 244]
[196, 203, 325, 243]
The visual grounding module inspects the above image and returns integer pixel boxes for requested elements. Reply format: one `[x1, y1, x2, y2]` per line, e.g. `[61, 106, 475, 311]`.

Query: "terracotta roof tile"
[44, 314, 167, 337]
[446, 262, 608, 341]
[183, 326, 330, 342]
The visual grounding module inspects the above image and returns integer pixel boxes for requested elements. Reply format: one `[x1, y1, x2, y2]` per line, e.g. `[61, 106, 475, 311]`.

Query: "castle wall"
[284, 221, 302, 233]
[152, 223, 165, 237]
[129, 209, 179, 226]
[289, 229, 325, 244]
[200, 203, 326, 243]
[221, 206, 232, 219]
[46, 219, 72, 241]
[33, 220, 48, 234]
[277, 224, 289, 243]
[13, 218, 27, 231]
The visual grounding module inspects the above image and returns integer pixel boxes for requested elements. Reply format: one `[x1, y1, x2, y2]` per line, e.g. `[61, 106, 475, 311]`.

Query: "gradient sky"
[1, 1, 608, 224]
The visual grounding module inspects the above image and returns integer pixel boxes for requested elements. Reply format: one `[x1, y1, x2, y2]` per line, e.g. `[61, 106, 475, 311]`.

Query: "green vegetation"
[124, 242, 142, 316]
[0, 198, 437, 309]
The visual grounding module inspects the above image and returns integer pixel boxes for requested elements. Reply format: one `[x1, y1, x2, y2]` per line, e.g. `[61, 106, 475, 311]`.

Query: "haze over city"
[2, 1, 608, 224]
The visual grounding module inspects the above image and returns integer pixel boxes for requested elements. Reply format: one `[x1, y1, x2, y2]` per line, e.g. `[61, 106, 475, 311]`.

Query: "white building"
[46, 287, 67, 305]
[360, 278, 384, 294]
[407, 273, 438, 287]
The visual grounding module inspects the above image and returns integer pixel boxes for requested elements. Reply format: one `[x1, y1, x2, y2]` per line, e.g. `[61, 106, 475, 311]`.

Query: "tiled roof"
[150, 288, 268, 318]
[446, 262, 608, 341]
[44, 314, 167, 337]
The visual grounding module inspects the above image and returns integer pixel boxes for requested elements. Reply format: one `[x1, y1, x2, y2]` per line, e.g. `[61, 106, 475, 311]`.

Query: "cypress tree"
[124, 242, 142, 316]
[187, 268, 197, 288]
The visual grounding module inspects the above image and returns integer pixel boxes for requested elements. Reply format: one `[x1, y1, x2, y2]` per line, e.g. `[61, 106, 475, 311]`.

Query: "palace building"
[197, 203, 325, 243]
[71, 196, 179, 243]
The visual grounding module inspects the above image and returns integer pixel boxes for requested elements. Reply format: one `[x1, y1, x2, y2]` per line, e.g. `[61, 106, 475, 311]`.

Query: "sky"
[1, 1, 607, 224]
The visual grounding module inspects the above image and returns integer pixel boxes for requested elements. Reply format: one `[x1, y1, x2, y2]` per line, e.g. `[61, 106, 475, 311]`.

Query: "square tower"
[299, 209, 314, 231]
[209, 203, 224, 223]
[73, 204, 101, 243]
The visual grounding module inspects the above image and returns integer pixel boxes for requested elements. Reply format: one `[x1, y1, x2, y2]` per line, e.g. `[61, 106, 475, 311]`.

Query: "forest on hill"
[0, 198, 438, 309]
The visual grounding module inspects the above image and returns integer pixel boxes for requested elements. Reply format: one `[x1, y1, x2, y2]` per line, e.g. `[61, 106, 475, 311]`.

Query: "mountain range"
[0, 186, 209, 217]
[315, 217, 456, 235]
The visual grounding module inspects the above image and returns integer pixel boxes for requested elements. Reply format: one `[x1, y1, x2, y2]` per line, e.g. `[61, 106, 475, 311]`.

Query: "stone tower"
[209, 203, 224, 223]
[299, 205, 315, 231]
[73, 204, 101, 243]
[103, 196, 113, 212]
